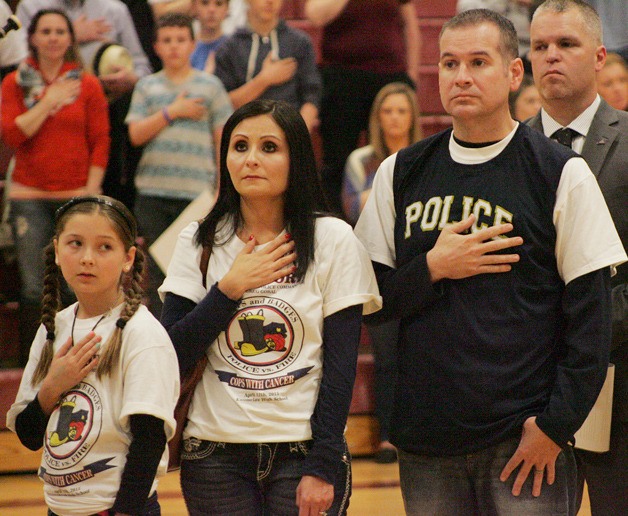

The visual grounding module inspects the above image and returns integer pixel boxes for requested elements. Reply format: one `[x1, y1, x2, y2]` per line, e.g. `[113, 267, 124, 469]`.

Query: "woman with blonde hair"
[342, 82, 422, 464]
[342, 81, 422, 224]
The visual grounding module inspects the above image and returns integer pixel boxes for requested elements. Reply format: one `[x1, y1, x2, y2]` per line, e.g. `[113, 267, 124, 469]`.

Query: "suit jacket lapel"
[581, 100, 620, 177]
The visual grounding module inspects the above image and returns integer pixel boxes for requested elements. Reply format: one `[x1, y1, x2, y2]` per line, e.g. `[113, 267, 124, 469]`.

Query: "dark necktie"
[551, 128, 579, 148]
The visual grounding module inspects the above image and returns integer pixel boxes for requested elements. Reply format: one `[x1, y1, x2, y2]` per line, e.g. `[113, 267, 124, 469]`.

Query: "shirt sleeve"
[158, 221, 208, 303]
[206, 76, 234, 131]
[125, 76, 149, 123]
[117, 319, 180, 442]
[554, 157, 627, 284]
[112, 414, 166, 515]
[354, 154, 399, 269]
[214, 38, 241, 93]
[342, 148, 368, 225]
[13, 395, 49, 451]
[15, 2, 36, 48]
[161, 287, 240, 374]
[294, 31, 322, 108]
[535, 268, 612, 446]
[0, 72, 29, 148]
[0, 2, 27, 67]
[316, 218, 381, 317]
[303, 304, 362, 484]
[5, 326, 47, 433]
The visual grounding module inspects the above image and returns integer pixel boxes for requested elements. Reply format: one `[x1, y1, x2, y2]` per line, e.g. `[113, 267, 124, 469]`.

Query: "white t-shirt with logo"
[160, 216, 381, 443]
[7, 304, 180, 516]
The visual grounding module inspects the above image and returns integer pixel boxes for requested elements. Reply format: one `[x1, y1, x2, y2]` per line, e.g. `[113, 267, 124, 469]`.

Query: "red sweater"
[1, 61, 110, 192]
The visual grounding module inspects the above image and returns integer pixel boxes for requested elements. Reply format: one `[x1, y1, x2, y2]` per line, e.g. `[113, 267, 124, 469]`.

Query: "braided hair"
[31, 196, 144, 385]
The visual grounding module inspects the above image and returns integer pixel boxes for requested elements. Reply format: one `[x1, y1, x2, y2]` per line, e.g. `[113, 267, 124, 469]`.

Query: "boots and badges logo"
[217, 296, 311, 398]
[39, 382, 115, 489]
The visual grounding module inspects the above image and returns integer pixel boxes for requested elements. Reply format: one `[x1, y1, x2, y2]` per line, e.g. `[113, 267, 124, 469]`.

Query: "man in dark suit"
[528, 1, 627, 514]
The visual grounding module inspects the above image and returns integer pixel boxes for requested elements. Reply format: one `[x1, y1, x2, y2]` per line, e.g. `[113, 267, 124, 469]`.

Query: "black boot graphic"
[233, 313, 251, 350]
[240, 310, 268, 357]
[49, 396, 77, 447]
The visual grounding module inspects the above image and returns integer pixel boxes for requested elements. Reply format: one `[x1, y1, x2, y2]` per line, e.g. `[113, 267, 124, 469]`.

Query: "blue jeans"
[10, 199, 75, 364]
[9, 199, 67, 302]
[180, 440, 352, 515]
[398, 438, 577, 515]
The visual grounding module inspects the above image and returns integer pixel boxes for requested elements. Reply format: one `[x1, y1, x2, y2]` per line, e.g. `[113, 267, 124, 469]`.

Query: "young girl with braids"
[6, 195, 180, 516]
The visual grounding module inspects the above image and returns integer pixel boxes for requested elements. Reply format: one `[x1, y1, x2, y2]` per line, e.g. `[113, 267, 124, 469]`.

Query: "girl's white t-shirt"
[7, 304, 180, 516]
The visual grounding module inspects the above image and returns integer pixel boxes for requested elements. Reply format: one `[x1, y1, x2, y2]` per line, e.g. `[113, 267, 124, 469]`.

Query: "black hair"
[440, 8, 519, 62]
[196, 99, 328, 282]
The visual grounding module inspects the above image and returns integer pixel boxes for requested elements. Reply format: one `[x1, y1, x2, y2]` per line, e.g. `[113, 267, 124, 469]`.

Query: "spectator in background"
[14, 0, 152, 122]
[528, 1, 628, 513]
[597, 52, 628, 111]
[16, 0, 153, 210]
[214, 0, 321, 132]
[149, 0, 247, 35]
[305, 0, 420, 216]
[1, 9, 109, 366]
[190, 0, 229, 74]
[0, 0, 28, 80]
[343, 82, 422, 465]
[508, 73, 541, 120]
[121, 0, 162, 73]
[343, 82, 422, 225]
[126, 13, 232, 317]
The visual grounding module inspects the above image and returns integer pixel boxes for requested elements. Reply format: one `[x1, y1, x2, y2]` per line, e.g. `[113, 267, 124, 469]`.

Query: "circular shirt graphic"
[44, 383, 101, 468]
[223, 297, 304, 375]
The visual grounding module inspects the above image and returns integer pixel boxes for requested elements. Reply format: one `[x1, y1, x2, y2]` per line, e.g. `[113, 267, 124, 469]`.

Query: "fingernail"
[249, 234, 254, 240]
[95, 343, 101, 350]
[285, 233, 291, 240]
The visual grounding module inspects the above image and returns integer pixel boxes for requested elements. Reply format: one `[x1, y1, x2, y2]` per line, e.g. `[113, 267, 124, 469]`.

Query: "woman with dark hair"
[1, 9, 110, 367]
[160, 99, 381, 515]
